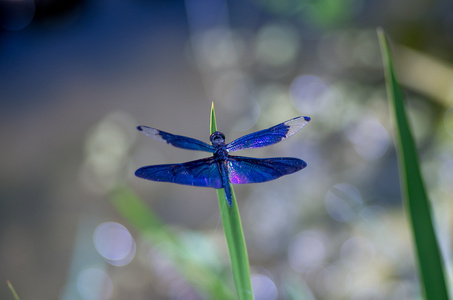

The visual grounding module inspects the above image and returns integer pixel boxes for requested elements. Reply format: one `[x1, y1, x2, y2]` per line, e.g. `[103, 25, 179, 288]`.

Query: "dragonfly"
[135, 116, 310, 206]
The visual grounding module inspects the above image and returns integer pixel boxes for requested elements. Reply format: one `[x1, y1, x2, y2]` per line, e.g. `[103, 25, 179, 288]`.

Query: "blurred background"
[1, 0, 453, 299]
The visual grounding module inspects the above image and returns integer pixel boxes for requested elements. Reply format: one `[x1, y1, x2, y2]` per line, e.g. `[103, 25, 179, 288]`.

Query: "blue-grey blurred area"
[1, 0, 453, 299]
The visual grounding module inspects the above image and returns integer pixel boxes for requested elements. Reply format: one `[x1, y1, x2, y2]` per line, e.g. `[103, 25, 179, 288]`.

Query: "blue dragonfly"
[135, 116, 310, 206]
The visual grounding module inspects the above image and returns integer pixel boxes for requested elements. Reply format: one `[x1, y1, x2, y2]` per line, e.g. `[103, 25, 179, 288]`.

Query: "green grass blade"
[7, 280, 20, 300]
[210, 103, 254, 300]
[377, 28, 449, 300]
[111, 187, 234, 300]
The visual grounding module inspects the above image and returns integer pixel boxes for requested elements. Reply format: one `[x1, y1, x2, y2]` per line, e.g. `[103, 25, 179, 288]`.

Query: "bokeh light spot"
[290, 75, 336, 115]
[80, 112, 137, 195]
[340, 236, 375, 270]
[94, 222, 135, 266]
[345, 116, 390, 160]
[255, 24, 300, 68]
[191, 29, 239, 70]
[317, 264, 348, 298]
[251, 274, 278, 300]
[288, 231, 326, 272]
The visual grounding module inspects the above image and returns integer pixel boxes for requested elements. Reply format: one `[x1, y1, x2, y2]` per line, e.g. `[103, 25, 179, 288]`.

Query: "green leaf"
[377, 28, 449, 300]
[210, 103, 254, 300]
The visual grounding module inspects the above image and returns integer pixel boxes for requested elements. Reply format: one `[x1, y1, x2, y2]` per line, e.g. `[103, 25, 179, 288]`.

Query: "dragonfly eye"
[210, 131, 225, 144]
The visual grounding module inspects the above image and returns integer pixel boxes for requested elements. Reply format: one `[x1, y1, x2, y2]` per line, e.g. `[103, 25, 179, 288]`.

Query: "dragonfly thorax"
[210, 131, 225, 146]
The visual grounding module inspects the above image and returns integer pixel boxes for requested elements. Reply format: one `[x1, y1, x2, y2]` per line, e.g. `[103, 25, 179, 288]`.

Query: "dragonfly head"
[210, 131, 225, 145]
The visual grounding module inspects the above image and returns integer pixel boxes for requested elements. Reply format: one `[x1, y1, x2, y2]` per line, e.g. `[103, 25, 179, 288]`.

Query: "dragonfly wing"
[226, 116, 310, 152]
[138, 126, 215, 153]
[135, 157, 222, 188]
[227, 156, 307, 184]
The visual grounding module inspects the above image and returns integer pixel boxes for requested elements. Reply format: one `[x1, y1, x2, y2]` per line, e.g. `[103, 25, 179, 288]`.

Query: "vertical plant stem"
[210, 103, 254, 300]
[378, 28, 449, 299]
